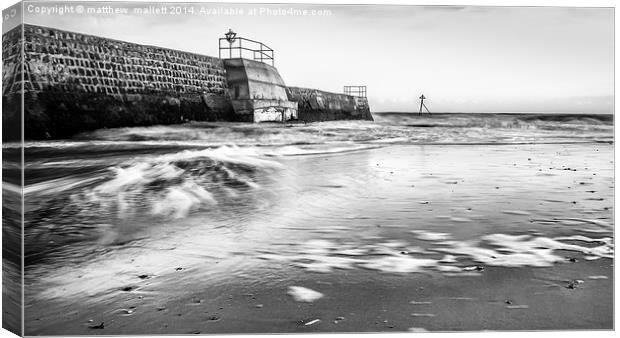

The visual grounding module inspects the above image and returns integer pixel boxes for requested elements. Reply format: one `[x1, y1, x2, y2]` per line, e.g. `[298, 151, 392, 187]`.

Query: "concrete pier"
[2, 24, 373, 140]
[223, 58, 298, 122]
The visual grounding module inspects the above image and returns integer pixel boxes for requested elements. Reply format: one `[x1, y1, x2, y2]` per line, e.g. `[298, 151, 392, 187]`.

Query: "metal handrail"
[219, 37, 274, 66]
[344, 85, 367, 98]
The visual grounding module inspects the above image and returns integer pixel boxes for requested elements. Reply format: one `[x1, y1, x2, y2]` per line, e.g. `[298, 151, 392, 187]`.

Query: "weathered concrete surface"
[223, 58, 298, 122]
[21, 88, 222, 139]
[231, 99, 298, 123]
[223, 58, 289, 101]
[287, 87, 373, 122]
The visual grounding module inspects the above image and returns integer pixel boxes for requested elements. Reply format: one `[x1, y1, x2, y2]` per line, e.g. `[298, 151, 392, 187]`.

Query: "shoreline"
[21, 143, 614, 335]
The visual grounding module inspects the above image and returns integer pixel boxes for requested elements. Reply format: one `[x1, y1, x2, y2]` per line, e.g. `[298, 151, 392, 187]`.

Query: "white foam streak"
[167, 146, 282, 168]
[411, 230, 452, 241]
[152, 182, 217, 219]
[260, 231, 614, 275]
[361, 256, 437, 273]
[24, 176, 101, 195]
[94, 162, 182, 195]
[287, 286, 324, 302]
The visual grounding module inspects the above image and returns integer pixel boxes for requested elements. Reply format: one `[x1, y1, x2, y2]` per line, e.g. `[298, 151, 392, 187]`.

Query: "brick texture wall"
[6, 24, 228, 97]
[2, 24, 235, 139]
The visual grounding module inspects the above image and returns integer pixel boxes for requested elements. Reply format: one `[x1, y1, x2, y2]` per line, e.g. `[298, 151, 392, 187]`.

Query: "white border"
[0, 1, 616, 338]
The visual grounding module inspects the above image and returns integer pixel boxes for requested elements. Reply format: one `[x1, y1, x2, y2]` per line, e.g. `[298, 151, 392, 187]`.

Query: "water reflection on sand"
[24, 144, 612, 304]
[16, 114, 613, 333]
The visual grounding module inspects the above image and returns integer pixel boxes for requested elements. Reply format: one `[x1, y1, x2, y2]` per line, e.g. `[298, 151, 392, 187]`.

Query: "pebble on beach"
[304, 319, 321, 326]
[566, 279, 584, 289]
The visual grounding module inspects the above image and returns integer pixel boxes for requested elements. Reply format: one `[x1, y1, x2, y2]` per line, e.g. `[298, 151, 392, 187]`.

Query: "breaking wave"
[24, 146, 282, 264]
[81, 146, 278, 218]
[47, 112, 612, 148]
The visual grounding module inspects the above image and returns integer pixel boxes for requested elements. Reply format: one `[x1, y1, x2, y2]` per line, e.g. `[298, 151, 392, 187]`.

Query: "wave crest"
[77, 146, 280, 220]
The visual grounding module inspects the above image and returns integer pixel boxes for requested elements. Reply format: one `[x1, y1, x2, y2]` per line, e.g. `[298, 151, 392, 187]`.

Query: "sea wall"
[287, 87, 373, 122]
[2, 24, 371, 140]
[3, 24, 235, 139]
[19, 25, 228, 97]
[2, 26, 23, 141]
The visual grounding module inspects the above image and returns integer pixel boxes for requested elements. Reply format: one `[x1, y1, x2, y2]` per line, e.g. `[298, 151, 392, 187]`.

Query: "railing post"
[218, 36, 275, 65]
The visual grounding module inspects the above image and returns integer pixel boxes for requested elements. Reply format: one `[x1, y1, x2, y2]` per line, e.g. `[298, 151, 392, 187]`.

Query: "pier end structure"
[222, 58, 298, 123]
[2, 24, 373, 139]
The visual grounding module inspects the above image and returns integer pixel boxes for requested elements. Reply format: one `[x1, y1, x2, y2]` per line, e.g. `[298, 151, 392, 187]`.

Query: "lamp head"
[225, 29, 237, 43]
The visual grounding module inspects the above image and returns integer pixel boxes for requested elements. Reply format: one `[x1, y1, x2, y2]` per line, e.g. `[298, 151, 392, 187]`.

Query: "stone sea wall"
[2, 26, 23, 141]
[3, 24, 235, 139]
[21, 25, 228, 95]
[2, 24, 372, 140]
[287, 86, 373, 122]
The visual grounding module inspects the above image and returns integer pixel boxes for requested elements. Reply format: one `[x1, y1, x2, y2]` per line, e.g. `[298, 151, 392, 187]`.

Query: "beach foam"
[287, 286, 324, 302]
[258, 230, 614, 274]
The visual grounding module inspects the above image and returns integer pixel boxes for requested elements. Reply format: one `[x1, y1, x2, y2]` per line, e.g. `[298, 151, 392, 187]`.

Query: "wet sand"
[23, 143, 613, 335]
[27, 264, 612, 334]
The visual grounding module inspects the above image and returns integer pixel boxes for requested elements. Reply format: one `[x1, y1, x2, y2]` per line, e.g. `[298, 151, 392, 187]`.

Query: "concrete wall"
[223, 58, 289, 101]
[287, 87, 373, 122]
[223, 58, 297, 122]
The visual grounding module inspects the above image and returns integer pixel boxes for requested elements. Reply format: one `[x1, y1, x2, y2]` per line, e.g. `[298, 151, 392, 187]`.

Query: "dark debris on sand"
[88, 322, 104, 329]
[207, 315, 221, 322]
[566, 280, 584, 289]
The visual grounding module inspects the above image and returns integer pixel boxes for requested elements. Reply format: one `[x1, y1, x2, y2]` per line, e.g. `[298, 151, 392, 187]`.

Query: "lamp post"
[225, 29, 236, 59]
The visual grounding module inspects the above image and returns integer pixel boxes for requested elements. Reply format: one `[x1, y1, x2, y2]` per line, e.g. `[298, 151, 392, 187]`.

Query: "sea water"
[4, 112, 613, 333]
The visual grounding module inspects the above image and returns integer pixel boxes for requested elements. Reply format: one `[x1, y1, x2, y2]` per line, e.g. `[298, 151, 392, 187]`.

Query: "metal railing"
[344, 85, 367, 98]
[219, 37, 274, 66]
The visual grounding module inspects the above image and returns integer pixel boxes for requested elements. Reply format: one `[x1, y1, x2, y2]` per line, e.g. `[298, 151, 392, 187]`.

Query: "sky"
[4, 1, 615, 113]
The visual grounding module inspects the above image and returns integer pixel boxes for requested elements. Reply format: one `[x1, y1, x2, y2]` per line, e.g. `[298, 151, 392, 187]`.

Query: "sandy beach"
[20, 133, 613, 334]
[1, 1, 614, 335]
